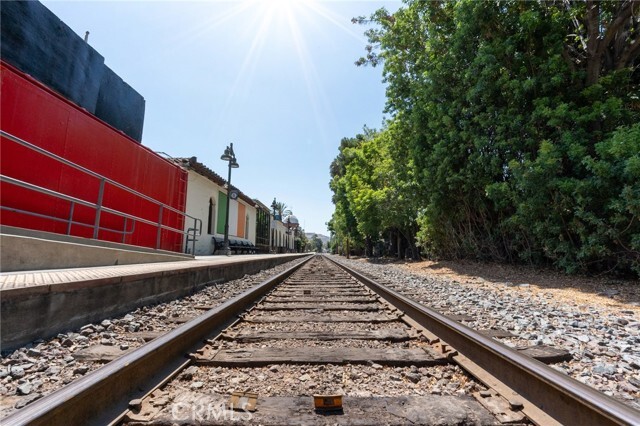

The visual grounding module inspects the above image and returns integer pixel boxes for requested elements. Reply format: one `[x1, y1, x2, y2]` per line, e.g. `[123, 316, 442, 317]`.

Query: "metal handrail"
[0, 130, 201, 253]
[0, 205, 136, 237]
[1, 130, 191, 219]
[1, 175, 137, 237]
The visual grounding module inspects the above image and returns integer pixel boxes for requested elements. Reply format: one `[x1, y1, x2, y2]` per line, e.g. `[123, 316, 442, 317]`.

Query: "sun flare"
[213, 0, 366, 141]
[269, 0, 301, 10]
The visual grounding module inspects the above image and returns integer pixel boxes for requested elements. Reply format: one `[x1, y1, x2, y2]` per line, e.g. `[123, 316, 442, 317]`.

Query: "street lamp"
[270, 198, 277, 253]
[221, 143, 239, 256]
[285, 216, 290, 252]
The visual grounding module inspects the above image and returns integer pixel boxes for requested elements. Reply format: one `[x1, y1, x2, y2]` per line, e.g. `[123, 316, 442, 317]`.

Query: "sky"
[41, 0, 401, 236]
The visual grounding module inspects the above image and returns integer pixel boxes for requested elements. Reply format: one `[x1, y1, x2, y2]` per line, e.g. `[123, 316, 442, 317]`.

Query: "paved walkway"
[0, 254, 304, 290]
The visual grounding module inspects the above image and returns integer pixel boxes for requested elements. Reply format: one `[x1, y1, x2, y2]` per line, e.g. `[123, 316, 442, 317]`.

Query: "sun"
[253, 0, 316, 28]
[213, 0, 366, 141]
[269, 0, 299, 9]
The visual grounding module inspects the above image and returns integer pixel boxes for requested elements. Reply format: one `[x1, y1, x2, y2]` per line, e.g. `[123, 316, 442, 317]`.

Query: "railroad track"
[4, 255, 639, 425]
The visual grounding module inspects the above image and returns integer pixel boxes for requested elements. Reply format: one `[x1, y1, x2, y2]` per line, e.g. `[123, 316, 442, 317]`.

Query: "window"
[245, 215, 250, 239]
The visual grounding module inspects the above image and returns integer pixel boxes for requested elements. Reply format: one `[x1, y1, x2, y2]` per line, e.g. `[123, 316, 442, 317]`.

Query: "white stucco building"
[174, 157, 259, 255]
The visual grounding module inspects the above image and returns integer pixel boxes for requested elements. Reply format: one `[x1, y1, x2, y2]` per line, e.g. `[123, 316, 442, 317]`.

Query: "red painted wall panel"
[0, 61, 187, 252]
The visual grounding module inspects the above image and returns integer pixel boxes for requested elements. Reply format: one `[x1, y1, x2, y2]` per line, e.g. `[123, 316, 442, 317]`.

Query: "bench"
[212, 237, 257, 254]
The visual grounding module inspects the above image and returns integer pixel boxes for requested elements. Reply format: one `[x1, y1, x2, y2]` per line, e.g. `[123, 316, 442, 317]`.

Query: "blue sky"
[42, 0, 400, 236]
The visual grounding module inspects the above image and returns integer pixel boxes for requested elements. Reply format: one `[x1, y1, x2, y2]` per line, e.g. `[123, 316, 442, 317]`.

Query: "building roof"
[283, 214, 299, 226]
[172, 156, 258, 208]
[254, 199, 272, 212]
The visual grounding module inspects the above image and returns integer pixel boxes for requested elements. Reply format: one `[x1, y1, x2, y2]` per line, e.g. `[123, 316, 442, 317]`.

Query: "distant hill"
[305, 233, 330, 245]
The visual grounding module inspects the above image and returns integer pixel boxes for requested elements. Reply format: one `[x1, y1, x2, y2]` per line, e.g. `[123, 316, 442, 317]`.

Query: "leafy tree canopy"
[329, 0, 639, 276]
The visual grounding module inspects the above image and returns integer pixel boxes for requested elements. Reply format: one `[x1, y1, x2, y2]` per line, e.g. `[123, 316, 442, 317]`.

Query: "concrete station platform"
[0, 226, 195, 272]
[1, 253, 310, 352]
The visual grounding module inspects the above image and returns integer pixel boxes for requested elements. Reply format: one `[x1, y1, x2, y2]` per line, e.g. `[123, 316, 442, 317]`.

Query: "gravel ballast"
[332, 255, 640, 410]
[0, 257, 307, 418]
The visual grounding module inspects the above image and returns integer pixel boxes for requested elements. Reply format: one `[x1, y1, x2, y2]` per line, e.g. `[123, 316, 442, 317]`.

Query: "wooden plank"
[283, 280, 358, 283]
[272, 289, 367, 294]
[226, 329, 413, 342]
[278, 285, 365, 292]
[128, 394, 497, 425]
[245, 312, 398, 323]
[474, 391, 527, 423]
[516, 345, 573, 364]
[193, 347, 448, 366]
[267, 297, 377, 303]
[258, 303, 380, 311]
[479, 329, 516, 338]
[446, 314, 475, 322]
[284, 284, 357, 287]
[73, 344, 131, 363]
[194, 305, 214, 310]
[133, 331, 165, 342]
[286, 277, 358, 285]
[278, 286, 362, 290]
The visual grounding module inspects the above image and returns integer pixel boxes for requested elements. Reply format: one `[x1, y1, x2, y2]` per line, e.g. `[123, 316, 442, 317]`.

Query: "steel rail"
[2, 255, 314, 426]
[328, 255, 640, 426]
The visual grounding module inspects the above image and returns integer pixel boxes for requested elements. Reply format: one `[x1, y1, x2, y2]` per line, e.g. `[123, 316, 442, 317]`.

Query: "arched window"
[207, 198, 216, 234]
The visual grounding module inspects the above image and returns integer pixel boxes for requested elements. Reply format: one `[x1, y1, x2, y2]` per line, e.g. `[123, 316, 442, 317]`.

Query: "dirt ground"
[352, 257, 640, 315]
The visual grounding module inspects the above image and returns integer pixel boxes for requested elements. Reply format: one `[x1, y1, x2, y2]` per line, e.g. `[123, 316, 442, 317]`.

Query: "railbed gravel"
[331, 255, 640, 410]
[233, 321, 411, 333]
[0, 257, 307, 418]
[216, 338, 429, 350]
[248, 310, 391, 321]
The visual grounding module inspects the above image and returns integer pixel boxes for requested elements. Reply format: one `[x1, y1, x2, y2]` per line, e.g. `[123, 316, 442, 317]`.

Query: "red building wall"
[0, 61, 188, 252]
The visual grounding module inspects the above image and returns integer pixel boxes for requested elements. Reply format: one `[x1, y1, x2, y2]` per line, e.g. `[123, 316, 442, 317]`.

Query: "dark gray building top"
[1, 1, 145, 142]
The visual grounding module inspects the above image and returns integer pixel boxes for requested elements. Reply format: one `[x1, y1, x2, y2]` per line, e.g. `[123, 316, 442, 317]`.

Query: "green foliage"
[328, 135, 368, 255]
[296, 228, 309, 253]
[273, 202, 292, 218]
[305, 234, 324, 253]
[331, 0, 639, 276]
[329, 121, 423, 259]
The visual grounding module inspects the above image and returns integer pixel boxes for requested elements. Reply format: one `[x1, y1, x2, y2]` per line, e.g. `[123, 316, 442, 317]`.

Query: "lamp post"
[220, 143, 239, 256]
[285, 216, 291, 252]
[270, 198, 277, 253]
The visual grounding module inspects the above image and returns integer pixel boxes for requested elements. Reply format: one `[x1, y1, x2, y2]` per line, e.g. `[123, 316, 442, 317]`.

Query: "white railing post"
[156, 206, 164, 249]
[67, 202, 75, 235]
[93, 178, 106, 239]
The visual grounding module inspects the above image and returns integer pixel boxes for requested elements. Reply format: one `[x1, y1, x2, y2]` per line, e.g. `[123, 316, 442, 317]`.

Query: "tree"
[274, 202, 292, 219]
[329, 135, 368, 257]
[306, 234, 324, 253]
[296, 227, 308, 253]
[556, 0, 640, 86]
[346, 0, 639, 275]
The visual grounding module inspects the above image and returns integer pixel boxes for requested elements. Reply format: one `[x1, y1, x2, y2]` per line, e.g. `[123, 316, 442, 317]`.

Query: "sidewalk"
[0, 254, 300, 291]
[1, 253, 310, 350]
